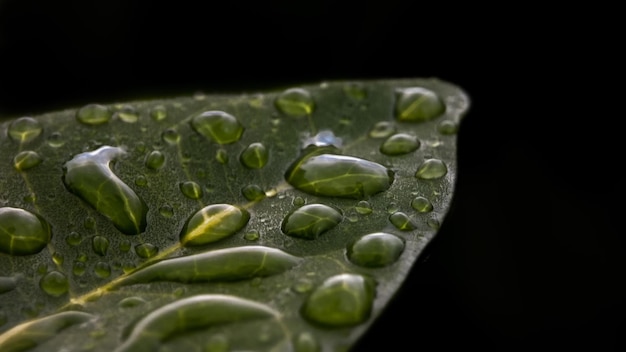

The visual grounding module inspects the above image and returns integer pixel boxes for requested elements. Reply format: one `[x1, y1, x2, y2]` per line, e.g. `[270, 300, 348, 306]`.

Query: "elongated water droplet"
[395, 87, 445, 122]
[240, 142, 269, 169]
[369, 121, 396, 138]
[380, 133, 420, 156]
[135, 243, 158, 258]
[0, 207, 51, 256]
[180, 204, 250, 246]
[8, 117, 43, 143]
[63, 146, 148, 235]
[301, 274, 375, 327]
[145, 150, 166, 170]
[275, 88, 314, 117]
[389, 211, 416, 231]
[241, 184, 266, 201]
[92, 235, 109, 256]
[94, 262, 111, 278]
[180, 181, 203, 199]
[114, 105, 139, 123]
[39, 271, 69, 297]
[281, 204, 342, 240]
[76, 104, 112, 125]
[411, 196, 433, 213]
[415, 158, 448, 179]
[285, 147, 394, 199]
[118, 296, 147, 308]
[0, 277, 17, 294]
[190, 110, 244, 144]
[347, 232, 404, 268]
[150, 105, 167, 121]
[116, 295, 278, 352]
[119, 246, 302, 286]
[13, 151, 43, 171]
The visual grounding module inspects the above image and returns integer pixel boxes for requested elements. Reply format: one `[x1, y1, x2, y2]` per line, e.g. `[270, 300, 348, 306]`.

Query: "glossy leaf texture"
[0, 78, 469, 351]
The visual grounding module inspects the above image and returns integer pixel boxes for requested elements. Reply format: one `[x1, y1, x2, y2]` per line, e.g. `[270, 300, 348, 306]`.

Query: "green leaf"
[0, 78, 469, 351]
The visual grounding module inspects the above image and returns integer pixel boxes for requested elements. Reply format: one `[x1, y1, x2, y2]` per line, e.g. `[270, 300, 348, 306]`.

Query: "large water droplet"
[347, 232, 404, 268]
[180, 204, 250, 246]
[285, 147, 394, 199]
[13, 151, 43, 171]
[92, 235, 109, 256]
[301, 274, 375, 327]
[241, 184, 266, 201]
[395, 87, 445, 122]
[190, 110, 244, 145]
[380, 133, 420, 156]
[8, 117, 43, 143]
[240, 142, 269, 169]
[281, 204, 342, 240]
[389, 211, 416, 231]
[145, 150, 166, 170]
[180, 181, 203, 199]
[62, 146, 148, 235]
[274, 88, 315, 117]
[76, 104, 112, 125]
[0, 207, 51, 256]
[39, 271, 69, 297]
[135, 243, 158, 258]
[411, 196, 433, 213]
[415, 158, 448, 179]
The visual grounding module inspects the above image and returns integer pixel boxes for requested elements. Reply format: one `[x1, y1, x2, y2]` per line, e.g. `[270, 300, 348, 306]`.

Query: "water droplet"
[159, 129, 179, 145]
[76, 104, 112, 125]
[63, 146, 148, 235]
[150, 105, 168, 121]
[92, 235, 109, 256]
[215, 148, 229, 164]
[241, 184, 266, 201]
[281, 204, 343, 240]
[119, 239, 131, 252]
[292, 279, 314, 294]
[180, 181, 203, 199]
[303, 130, 342, 149]
[438, 120, 458, 135]
[145, 150, 166, 170]
[0, 277, 17, 294]
[47, 132, 65, 148]
[395, 87, 445, 122]
[0, 207, 51, 256]
[118, 296, 147, 308]
[73, 262, 86, 276]
[355, 200, 372, 215]
[415, 158, 448, 179]
[114, 105, 139, 123]
[13, 151, 43, 171]
[427, 218, 440, 229]
[292, 196, 305, 206]
[134, 175, 148, 187]
[343, 82, 367, 100]
[274, 88, 315, 117]
[94, 262, 111, 278]
[301, 274, 375, 327]
[159, 204, 174, 218]
[240, 142, 269, 169]
[379, 133, 420, 156]
[66, 231, 82, 246]
[39, 271, 69, 297]
[347, 232, 404, 268]
[243, 229, 260, 241]
[369, 121, 396, 138]
[190, 110, 244, 144]
[285, 147, 394, 199]
[180, 204, 250, 246]
[411, 196, 433, 213]
[52, 252, 64, 265]
[135, 243, 158, 258]
[389, 212, 416, 231]
[84, 216, 96, 230]
[8, 117, 43, 143]
[77, 252, 88, 262]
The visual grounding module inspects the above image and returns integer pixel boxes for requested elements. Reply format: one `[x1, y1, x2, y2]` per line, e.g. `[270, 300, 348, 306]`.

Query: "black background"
[1, 1, 624, 351]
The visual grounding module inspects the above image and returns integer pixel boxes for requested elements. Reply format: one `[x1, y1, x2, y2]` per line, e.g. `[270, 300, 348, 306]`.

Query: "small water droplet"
[180, 204, 250, 246]
[119, 239, 131, 252]
[52, 252, 64, 265]
[47, 132, 65, 148]
[8, 117, 43, 143]
[159, 204, 174, 218]
[415, 158, 448, 179]
[355, 200, 372, 215]
[389, 211, 416, 231]
[134, 175, 148, 187]
[73, 262, 86, 276]
[76, 104, 112, 125]
[66, 231, 82, 246]
[84, 216, 96, 230]
[301, 274, 375, 327]
[180, 181, 203, 199]
[241, 184, 266, 201]
[92, 235, 109, 256]
[368, 121, 396, 138]
[303, 130, 343, 149]
[438, 120, 458, 135]
[275, 88, 315, 117]
[427, 217, 440, 229]
[379, 133, 420, 156]
[281, 204, 343, 240]
[292, 196, 305, 206]
[13, 151, 43, 171]
[149, 105, 168, 121]
[94, 261, 111, 278]
[395, 87, 445, 122]
[292, 279, 314, 293]
[39, 271, 69, 297]
[240, 142, 269, 169]
[190, 110, 244, 144]
[161, 129, 180, 144]
[347, 232, 404, 267]
[244, 229, 260, 241]
[145, 150, 166, 170]
[118, 296, 147, 308]
[215, 148, 229, 164]
[343, 82, 367, 100]
[0, 207, 51, 255]
[114, 105, 139, 123]
[411, 196, 433, 212]
[135, 243, 158, 258]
